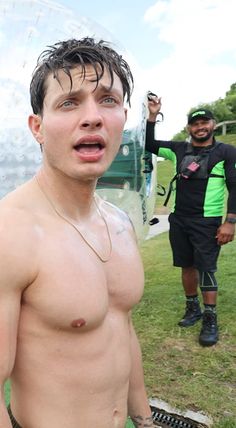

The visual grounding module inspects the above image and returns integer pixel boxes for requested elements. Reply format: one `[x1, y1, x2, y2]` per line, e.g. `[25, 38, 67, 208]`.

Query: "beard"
[189, 129, 214, 143]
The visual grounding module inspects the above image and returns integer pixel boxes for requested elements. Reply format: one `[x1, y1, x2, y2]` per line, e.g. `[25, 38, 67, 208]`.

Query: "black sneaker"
[199, 310, 219, 347]
[178, 301, 202, 327]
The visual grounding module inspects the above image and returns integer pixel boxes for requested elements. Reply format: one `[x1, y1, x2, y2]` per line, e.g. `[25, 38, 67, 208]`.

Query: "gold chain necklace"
[35, 176, 112, 263]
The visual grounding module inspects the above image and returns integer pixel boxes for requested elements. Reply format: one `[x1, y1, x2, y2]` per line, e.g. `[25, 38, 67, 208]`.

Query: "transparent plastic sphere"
[0, 0, 123, 197]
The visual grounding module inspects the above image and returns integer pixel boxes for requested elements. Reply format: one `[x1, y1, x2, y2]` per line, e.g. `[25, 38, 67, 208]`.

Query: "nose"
[79, 99, 103, 130]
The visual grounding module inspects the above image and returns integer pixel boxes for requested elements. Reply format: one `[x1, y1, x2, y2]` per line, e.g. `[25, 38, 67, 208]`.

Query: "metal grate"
[151, 406, 198, 428]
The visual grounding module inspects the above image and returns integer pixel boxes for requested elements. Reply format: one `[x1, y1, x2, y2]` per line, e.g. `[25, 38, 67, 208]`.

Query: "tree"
[173, 82, 236, 139]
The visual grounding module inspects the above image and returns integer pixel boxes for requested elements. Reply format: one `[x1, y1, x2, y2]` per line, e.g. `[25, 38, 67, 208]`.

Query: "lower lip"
[73, 147, 105, 162]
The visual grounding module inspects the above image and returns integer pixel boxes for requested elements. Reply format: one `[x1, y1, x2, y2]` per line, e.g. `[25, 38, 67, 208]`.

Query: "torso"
[3, 180, 144, 427]
[157, 139, 236, 217]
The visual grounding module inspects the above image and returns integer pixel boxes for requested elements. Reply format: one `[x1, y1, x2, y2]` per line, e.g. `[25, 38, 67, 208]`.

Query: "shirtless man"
[0, 38, 155, 428]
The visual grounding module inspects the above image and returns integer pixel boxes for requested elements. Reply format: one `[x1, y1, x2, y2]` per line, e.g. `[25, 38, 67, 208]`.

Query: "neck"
[36, 168, 97, 221]
[35, 170, 112, 263]
[191, 137, 214, 147]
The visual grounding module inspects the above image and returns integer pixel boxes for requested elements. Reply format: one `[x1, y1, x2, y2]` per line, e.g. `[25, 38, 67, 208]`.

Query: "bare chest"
[22, 226, 144, 332]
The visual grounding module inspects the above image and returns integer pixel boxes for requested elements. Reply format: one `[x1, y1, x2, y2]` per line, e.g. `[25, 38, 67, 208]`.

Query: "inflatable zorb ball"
[0, 0, 157, 240]
[0, 0, 121, 198]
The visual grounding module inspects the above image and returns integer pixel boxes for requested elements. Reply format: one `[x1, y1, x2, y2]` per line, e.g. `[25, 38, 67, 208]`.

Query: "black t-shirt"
[145, 121, 236, 217]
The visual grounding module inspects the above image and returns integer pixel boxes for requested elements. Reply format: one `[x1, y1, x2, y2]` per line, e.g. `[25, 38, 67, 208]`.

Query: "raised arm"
[147, 93, 162, 122]
[145, 93, 163, 154]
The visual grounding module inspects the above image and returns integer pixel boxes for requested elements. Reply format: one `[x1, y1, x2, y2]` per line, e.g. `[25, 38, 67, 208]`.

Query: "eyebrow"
[55, 84, 122, 102]
[99, 84, 124, 98]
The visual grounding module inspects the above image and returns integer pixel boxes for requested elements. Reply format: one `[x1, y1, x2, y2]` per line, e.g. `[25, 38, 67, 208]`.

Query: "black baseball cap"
[187, 109, 215, 124]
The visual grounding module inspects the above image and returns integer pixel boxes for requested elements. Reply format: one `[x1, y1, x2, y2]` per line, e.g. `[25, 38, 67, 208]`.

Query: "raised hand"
[147, 91, 162, 122]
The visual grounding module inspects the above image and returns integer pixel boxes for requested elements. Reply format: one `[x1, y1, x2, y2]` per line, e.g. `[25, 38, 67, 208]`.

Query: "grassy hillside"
[219, 133, 236, 146]
[133, 232, 236, 427]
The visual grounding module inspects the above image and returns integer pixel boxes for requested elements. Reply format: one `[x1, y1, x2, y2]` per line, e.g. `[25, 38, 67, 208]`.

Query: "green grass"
[132, 231, 236, 427]
[218, 133, 236, 146]
[126, 419, 135, 428]
[4, 381, 10, 405]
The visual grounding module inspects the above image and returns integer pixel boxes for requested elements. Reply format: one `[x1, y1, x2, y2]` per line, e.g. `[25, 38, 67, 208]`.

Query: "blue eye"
[62, 100, 74, 107]
[103, 97, 116, 104]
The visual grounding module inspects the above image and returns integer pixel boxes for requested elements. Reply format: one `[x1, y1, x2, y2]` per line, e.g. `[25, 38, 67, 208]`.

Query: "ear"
[186, 124, 190, 134]
[28, 114, 44, 146]
[212, 119, 217, 130]
[124, 107, 128, 124]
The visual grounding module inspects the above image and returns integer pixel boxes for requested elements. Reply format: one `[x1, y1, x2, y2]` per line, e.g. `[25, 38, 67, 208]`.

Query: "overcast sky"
[62, 0, 236, 137]
[1, 0, 236, 138]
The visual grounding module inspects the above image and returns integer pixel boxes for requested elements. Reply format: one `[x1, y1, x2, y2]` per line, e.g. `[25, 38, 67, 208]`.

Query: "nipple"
[71, 318, 86, 328]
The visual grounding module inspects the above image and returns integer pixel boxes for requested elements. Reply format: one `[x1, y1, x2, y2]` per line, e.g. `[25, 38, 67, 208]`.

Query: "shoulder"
[215, 141, 236, 158]
[0, 202, 38, 254]
[95, 195, 135, 235]
[96, 196, 132, 224]
[0, 181, 38, 234]
[0, 185, 40, 288]
[0, 203, 35, 238]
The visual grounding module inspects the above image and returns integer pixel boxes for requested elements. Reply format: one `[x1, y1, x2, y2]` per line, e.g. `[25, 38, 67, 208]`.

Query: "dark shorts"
[8, 406, 22, 428]
[168, 213, 222, 271]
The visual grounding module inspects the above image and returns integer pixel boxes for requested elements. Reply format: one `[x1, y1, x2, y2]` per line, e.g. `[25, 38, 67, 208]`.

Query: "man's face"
[29, 65, 127, 181]
[187, 118, 216, 144]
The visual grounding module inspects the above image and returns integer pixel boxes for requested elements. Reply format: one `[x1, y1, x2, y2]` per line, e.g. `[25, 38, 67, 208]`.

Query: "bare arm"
[0, 287, 21, 428]
[0, 208, 37, 427]
[127, 316, 155, 428]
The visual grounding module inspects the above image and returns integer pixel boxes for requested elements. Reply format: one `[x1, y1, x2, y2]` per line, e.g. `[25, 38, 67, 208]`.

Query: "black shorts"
[168, 213, 222, 271]
[8, 406, 22, 428]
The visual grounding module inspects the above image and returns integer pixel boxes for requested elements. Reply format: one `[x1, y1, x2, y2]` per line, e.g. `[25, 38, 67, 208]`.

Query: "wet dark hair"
[30, 37, 134, 114]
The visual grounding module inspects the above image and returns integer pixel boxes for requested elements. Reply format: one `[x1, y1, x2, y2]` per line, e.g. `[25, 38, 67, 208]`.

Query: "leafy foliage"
[173, 82, 236, 140]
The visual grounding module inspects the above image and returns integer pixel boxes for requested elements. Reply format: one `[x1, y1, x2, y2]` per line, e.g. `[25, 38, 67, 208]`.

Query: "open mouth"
[74, 143, 103, 154]
[73, 141, 105, 162]
[196, 129, 207, 135]
[195, 131, 207, 138]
